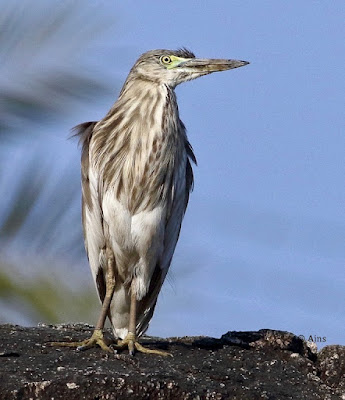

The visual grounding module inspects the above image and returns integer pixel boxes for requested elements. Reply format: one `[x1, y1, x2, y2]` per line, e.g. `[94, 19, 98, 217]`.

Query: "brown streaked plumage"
[52, 48, 249, 356]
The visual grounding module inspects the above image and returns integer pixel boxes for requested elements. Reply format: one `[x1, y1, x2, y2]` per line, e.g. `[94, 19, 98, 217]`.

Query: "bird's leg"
[114, 281, 172, 357]
[50, 251, 116, 353]
[75, 252, 115, 352]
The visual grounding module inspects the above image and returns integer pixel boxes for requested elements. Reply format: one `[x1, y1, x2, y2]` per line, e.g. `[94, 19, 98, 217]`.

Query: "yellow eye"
[160, 55, 172, 65]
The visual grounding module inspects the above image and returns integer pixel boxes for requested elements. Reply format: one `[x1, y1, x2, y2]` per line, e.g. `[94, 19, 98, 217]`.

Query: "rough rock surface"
[0, 324, 344, 399]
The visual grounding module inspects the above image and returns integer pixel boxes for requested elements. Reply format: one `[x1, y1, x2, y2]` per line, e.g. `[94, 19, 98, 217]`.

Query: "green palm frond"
[0, 0, 119, 324]
[0, 0, 114, 139]
[0, 261, 99, 324]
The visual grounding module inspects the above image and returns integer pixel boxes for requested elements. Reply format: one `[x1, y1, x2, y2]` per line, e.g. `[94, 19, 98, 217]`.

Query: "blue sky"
[4, 1, 345, 347]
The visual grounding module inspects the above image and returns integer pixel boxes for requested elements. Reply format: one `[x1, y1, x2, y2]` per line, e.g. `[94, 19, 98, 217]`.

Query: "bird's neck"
[119, 78, 178, 121]
[98, 78, 181, 141]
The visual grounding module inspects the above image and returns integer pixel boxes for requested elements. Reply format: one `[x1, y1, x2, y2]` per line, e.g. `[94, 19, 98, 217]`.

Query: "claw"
[114, 332, 172, 357]
[50, 329, 114, 353]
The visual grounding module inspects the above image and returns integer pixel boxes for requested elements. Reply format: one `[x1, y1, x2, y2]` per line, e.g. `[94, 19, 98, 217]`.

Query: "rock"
[0, 324, 343, 399]
[317, 345, 345, 394]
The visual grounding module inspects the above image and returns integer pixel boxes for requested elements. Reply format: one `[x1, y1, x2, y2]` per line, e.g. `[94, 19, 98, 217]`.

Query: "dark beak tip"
[226, 59, 250, 69]
[236, 60, 249, 67]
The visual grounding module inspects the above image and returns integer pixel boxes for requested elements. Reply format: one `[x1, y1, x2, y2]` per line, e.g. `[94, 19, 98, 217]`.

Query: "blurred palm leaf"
[0, 261, 99, 324]
[0, 0, 113, 138]
[0, 0, 119, 325]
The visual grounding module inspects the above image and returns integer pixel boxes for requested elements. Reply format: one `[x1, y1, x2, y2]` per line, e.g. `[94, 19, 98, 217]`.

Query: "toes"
[134, 342, 172, 357]
[129, 349, 135, 357]
[97, 341, 114, 353]
[128, 342, 135, 356]
[49, 341, 83, 348]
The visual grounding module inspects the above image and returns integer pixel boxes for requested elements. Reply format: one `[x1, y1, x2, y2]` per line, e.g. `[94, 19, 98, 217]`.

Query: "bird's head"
[129, 48, 249, 88]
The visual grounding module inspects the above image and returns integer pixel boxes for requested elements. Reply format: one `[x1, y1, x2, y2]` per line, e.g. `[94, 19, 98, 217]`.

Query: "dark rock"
[317, 345, 345, 393]
[0, 324, 343, 399]
[221, 329, 318, 361]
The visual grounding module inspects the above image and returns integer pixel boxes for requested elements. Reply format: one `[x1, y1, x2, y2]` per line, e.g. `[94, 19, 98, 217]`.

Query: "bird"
[52, 48, 249, 356]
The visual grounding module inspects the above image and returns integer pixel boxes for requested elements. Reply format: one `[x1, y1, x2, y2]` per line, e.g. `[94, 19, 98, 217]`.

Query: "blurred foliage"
[0, 0, 118, 325]
[0, 262, 99, 324]
[0, 0, 113, 139]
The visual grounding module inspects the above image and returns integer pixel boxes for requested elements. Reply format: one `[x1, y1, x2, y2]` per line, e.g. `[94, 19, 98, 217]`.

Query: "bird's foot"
[49, 328, 114, 353]
[114, 332, 172, 357]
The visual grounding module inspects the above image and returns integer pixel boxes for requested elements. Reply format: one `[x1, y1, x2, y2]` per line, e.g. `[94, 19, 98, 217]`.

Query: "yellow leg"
[50, 251, 116, 353]
[113, 281, 172, 357]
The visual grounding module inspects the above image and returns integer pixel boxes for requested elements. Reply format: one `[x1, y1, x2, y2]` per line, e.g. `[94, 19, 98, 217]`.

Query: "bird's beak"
[180, 58, 249, 73]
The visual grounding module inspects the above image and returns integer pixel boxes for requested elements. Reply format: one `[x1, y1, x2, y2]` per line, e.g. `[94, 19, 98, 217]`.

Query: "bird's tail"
[135, 263, 166, 337]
